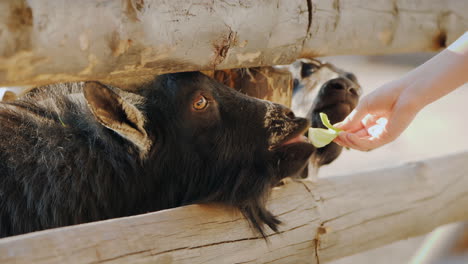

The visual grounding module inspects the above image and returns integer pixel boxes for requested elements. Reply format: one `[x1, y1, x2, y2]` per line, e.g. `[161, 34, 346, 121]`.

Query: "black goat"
[0, 72, 315, 238]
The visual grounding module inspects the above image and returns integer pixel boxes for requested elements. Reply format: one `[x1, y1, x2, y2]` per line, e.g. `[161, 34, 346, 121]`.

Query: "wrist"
[399, 48, 467, 108]
[400, 79, 433, 112]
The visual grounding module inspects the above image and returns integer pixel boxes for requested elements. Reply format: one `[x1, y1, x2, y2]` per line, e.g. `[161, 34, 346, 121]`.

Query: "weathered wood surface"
[2, 151, 468, 264]
[0, 0, 466, 87]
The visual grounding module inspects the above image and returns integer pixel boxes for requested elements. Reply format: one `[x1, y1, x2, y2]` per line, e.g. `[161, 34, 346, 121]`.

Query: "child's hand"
[334, 79, 421, 151]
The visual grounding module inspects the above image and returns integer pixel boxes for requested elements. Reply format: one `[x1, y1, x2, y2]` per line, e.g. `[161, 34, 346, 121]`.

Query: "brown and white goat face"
[288, 59, 362, 176]
[290, 58, 361, 118]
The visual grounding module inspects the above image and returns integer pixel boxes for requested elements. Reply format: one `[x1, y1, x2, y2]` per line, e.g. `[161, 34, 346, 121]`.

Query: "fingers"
[335, 132, 380, 152]
[361, 114, 381, 128]
[335, 103, 418, 152]
[332, 79, 423, 152]
[334, 128, 368, 146]
[334, 109, 362, 131]
[383, 100, 419, 141]
[335, 117, 391, 151]
[334, 102, 369, 132]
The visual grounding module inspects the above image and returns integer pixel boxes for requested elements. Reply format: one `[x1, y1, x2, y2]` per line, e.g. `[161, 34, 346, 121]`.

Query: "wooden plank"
[2, 151, 468, 263]
[0, 0, 466, 87]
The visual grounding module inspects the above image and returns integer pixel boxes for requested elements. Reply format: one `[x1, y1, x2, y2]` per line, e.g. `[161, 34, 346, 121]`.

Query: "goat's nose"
[326, 78, 360, 96]
[326, 78, 347, 91]
[278, 105, 296, 119]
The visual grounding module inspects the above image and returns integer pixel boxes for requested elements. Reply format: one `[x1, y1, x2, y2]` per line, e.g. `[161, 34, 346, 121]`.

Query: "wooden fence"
[0, 0, 466, 87]
[2, 151, 468, 263]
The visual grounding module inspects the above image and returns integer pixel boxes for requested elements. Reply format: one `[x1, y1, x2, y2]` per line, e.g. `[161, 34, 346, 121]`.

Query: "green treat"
[308, 113, 342, 148]
[319, 112, 342, 133]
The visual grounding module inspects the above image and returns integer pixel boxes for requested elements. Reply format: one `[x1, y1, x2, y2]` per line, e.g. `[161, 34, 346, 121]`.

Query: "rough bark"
[2, 151, 468, 264]
[0, 0, 466, 87]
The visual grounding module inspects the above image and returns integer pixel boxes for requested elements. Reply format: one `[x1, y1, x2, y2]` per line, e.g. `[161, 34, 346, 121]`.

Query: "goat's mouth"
[270, 123, 313, 151]
[270, 124, 315, 179]
[279, 126, 311, 147]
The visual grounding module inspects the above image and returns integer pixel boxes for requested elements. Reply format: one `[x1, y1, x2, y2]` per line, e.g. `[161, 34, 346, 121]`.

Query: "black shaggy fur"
[0, 72, 314, 238]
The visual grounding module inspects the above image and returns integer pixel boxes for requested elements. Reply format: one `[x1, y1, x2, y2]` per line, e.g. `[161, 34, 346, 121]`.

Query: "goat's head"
[289, 59, 361, 176]
[83, 72, 315, 237]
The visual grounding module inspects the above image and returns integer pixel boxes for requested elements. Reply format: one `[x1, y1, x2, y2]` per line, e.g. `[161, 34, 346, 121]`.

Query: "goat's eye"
[301, 62, 320, 78]
[193, 95, 208, 110]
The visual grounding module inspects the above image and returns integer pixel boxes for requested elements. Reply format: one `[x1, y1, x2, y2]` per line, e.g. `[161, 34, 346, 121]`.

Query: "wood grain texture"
[2, 151, 468, 263]
[0, 0, 466, 87]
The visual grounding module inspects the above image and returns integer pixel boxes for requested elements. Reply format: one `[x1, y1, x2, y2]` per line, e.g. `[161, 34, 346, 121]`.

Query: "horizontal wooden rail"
[0, 0, 466, 86]
[2, 151, 468, 263]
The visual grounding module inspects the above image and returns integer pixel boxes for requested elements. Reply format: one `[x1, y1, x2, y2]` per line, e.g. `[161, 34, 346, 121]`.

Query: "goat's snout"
[280, 106, 296, 120]
[325, 78, 361, 96]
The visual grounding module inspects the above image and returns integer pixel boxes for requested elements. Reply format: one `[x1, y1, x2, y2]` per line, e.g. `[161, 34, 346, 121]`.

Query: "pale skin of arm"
[334, 32, 468, 151]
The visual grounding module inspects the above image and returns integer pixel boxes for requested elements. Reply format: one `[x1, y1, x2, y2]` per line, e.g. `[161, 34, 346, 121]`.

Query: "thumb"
[334, 103, 368, 132]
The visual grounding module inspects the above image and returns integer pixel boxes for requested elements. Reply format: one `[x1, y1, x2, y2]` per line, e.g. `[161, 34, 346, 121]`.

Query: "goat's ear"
[83, 82, 151, 157]
[2, 91, 17, 101]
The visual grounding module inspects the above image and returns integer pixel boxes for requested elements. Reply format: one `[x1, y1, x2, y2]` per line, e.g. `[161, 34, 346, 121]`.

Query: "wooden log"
[0, 0, 466, 87]
[206, 67, 293, 107]
[2, 151, 468, 264]
[303, 0, 467, 56]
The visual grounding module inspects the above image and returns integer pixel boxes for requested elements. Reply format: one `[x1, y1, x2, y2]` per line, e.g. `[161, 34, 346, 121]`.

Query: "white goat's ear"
[83, 82, 151, 157]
